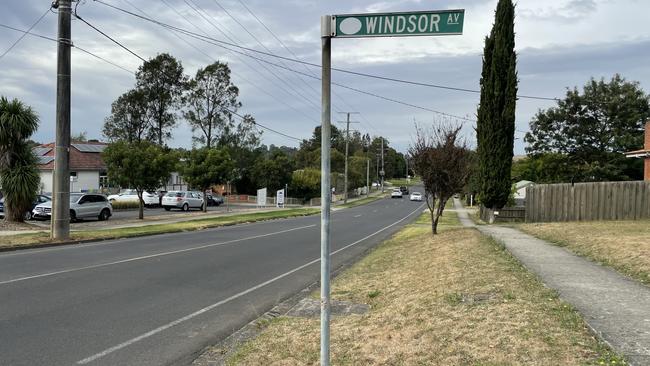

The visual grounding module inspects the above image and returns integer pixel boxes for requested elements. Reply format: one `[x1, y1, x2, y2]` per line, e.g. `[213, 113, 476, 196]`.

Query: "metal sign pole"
[320, 14, 332, 366]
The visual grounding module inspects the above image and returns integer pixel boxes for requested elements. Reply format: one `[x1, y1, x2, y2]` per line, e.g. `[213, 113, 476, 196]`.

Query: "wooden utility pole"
[52, 0, 71, 240]
[337, 112, 359, 203]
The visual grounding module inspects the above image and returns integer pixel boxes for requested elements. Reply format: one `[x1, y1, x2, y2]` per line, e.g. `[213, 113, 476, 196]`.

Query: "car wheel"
[23, 211, 32, 221]
[69, 210, 77, 223]
[98, 208, 110, 221]
[182, 203, 189, 211]
[164, 207, 171, 211]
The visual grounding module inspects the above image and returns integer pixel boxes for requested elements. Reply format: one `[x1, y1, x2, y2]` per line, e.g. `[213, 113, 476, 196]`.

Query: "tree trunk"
[137, 190, 144, 220]
[429, 206, 436, 235]
[203, 188, 208, 212]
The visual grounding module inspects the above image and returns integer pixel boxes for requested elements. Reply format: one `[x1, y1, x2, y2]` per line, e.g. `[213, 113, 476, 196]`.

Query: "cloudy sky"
[1, 0, 649, 154]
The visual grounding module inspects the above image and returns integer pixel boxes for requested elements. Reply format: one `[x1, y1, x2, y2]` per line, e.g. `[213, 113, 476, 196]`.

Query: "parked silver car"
[162, 191, 205, 211]
[33, 193, 113, 222]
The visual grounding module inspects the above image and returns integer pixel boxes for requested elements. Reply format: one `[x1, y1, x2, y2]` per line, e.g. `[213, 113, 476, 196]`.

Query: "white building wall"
[39, 171, 53, 194]
[72, 171, 100, 192]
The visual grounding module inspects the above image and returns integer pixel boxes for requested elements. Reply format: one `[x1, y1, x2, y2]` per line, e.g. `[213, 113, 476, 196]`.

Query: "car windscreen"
[70, 194, 84, 202]
[165, 192, 183, 197]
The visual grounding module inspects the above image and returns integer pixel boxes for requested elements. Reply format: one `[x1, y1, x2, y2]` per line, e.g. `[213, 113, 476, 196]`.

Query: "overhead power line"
[234, 0, 383, 137]
[93, 0, 559, 102]
[182, 0, 322, 114]
[0, 25, 318, 144]
[73, 8, 146, 62]
[0, 7, 50, 60]
[93, 0, 473, 123]
[227, 109, 302, 141]
[0, 22, 134, 74]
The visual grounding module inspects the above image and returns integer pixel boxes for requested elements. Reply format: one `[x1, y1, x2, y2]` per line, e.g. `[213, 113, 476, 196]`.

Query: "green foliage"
[291, 168, 321, 201]
[511, 153, 581, 183]
[103, 89, 149, 143]
[295, 126, 405, 185]
[183, 61, 241, 148]
[525, 74, 650, 182]
[251, 151, 294, 192]
[103, 141, 178, 219]
[71, 131, 88, 142]
[182, 147, 234, 193]
[0, 96, 40, 222]
[476, 0, 518, 209]
[135, 53, 187, 145]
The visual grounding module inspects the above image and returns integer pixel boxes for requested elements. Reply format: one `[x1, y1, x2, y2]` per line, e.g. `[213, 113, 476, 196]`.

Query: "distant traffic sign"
[333, 9, 464, 38]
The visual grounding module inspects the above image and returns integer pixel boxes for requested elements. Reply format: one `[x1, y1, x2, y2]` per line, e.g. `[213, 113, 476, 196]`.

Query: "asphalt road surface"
[0, 194, 425, 366]
[28, 203, 254, 226]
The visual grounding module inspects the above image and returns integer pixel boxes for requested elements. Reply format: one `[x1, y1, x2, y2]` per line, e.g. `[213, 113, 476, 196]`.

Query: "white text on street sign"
[333, 10, 464, 38]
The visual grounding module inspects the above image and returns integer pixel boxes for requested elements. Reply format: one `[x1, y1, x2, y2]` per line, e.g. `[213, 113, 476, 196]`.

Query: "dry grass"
[518, 220, 650, 285]
[227, 214, 624, 365]
[0, 208, 320, 250]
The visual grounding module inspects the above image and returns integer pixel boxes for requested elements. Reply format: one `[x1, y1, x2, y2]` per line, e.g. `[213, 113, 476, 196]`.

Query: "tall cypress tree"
[476, 0, 518, 209]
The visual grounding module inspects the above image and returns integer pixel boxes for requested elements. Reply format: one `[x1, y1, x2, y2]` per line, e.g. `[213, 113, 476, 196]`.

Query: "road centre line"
[0, 216, 316, 258]
[76, 203, 425, 365]
[0, 225, 316, 286]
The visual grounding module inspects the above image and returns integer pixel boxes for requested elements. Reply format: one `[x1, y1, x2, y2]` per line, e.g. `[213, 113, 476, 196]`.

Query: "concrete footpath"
[453, 199, 650, 365]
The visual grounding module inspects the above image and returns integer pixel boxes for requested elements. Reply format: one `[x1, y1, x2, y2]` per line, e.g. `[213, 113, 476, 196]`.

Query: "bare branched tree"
[410, 124, 472, 234]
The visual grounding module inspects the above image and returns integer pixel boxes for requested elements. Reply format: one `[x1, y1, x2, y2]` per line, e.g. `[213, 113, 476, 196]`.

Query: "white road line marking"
[354, 214, 362, 218]
[0, 217, 314, 258]
[0, 225, 316, 286]
[76, 203, 425, 364]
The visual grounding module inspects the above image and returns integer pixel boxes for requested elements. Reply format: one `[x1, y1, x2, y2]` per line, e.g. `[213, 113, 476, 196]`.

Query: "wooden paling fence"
[525, 181, 650, 222]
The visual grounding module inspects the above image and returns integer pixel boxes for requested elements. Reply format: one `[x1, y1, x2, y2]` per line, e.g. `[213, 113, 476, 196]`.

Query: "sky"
[1, 0, 649, 155]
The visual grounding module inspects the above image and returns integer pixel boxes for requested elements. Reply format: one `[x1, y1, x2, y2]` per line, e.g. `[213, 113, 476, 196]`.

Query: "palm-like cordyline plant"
[0, 96, 40, 222]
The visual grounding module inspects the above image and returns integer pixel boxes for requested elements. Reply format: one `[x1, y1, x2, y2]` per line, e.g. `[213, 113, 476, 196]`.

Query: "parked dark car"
[399, 186, 409, 195]
[0, 194, 51, 220]
[206, 193, 224, 206]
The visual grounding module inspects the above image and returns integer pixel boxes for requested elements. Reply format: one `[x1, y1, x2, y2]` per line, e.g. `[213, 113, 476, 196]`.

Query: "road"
[26, 203, 255, 227]
[0, 194, 424, 366]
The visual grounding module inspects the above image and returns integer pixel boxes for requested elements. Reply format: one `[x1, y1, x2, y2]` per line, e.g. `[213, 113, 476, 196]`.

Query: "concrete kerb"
[452, 198, 650, 365]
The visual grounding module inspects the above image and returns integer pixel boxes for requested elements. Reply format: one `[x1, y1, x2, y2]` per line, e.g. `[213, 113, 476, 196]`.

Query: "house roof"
[35, 141, 108, 171]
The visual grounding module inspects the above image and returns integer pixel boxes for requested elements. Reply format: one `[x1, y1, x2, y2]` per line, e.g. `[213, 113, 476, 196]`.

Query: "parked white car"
[108, 189, 158, 206]
[33, 193, 112, 222]
[391, 188, 403, 198]
[162, 191, 204, 211]
[410, 192, 423, 201]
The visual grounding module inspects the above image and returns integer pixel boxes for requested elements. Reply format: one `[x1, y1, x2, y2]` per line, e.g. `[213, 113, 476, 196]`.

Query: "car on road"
[162, 191, 205, 211]
[108, 189, 159, 206]
[410, 192, 423, 201]
[204, 193, 224, 206]
[391, 188, 403, 198]
[0, 194, 51, 220]
[400, 186, 409, 195]
[33, 193, 112, 222]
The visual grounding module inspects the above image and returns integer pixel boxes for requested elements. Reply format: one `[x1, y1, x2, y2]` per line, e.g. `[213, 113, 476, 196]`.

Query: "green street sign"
[333, 10, 464, 38]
